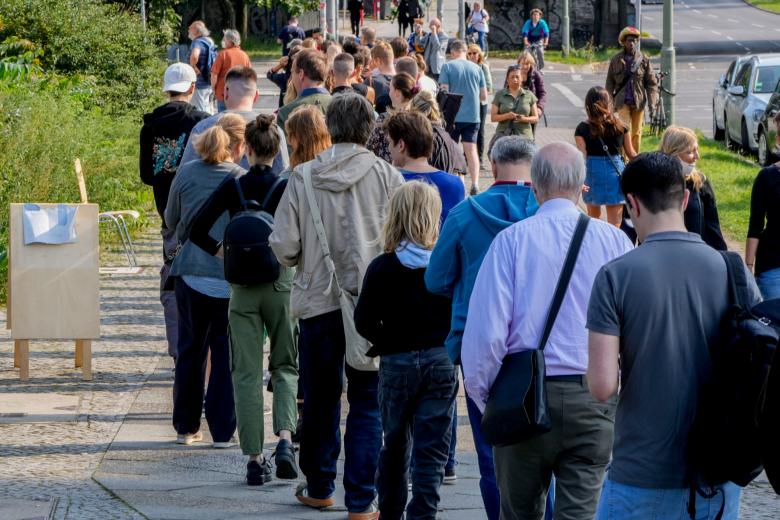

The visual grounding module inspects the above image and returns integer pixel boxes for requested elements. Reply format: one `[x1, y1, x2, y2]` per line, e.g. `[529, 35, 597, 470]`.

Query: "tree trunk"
[219, 0, 236, 29]
[593, 0, 603, 48]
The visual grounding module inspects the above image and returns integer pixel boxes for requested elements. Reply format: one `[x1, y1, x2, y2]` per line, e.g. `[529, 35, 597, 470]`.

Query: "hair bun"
[254, 113, 275, 132]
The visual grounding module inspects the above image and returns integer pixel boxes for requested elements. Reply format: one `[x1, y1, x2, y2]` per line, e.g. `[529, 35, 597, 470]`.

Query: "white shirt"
[419, 75, 438, 94]
[461, 198, 633, 412]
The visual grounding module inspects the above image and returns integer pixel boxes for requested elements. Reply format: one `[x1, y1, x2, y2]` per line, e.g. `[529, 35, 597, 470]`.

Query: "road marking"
[711, 30, 722, 36]
[753, 24, 765, 28]
[645, 16, 655, 21]
[552, 83, 584, 108]
[728, 18, 739, 23]
[727, 36, 735, 41]
[688, 63, 697, 70]
[569, 66, 575, 74]
[572, 74, 582, 81]
[708, 14, 718, 19]
[690, 25, 704, 30]
[693, 9, 701, 14]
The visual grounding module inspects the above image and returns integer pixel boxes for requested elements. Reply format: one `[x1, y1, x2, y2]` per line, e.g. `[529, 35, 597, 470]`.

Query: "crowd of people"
[135, 10, 779, 520]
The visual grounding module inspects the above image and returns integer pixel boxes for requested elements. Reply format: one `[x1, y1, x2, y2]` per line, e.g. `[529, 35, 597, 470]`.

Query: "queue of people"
[135, 13, 780, 520]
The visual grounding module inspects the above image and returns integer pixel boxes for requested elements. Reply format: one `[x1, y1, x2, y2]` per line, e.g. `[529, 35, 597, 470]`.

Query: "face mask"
[680, 161, 695, 177]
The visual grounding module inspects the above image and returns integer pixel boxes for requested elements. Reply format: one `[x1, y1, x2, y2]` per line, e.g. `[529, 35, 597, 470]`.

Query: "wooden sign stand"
[7, 203, 100, 381]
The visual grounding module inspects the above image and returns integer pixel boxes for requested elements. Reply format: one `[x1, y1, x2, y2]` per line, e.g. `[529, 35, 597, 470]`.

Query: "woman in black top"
[574, 86, 636, 227]
[747, 159, 780, 299]
[354, 181, 456, 519]
[659, 126, 727, 250]
[190, 114, 299, 487]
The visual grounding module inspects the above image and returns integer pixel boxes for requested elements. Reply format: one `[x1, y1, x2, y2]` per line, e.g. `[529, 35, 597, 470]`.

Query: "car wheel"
[713, 104, 724, 140]
[724, 116, 735, 150]
[759, 129, 776, 166]
[741, 119, 753, 155]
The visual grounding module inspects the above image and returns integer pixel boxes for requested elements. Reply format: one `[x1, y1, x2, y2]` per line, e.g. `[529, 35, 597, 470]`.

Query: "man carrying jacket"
[139, 62, 209, 362]
[425, 136, 544, 520]
[270, 93, 404, 520]
[605, 26, 658, 154]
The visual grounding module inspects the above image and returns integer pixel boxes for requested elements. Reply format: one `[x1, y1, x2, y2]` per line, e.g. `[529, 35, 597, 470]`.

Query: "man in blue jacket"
[426, 135, 550, 520]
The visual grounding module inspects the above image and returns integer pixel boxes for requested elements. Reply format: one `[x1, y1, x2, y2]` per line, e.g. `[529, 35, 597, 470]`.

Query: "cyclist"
[605, 26, 658, 154]
[522, 8, 549, 70]
[466, 2, 490, 52]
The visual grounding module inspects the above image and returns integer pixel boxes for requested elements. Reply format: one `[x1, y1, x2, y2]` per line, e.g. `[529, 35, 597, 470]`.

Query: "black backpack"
[223, 177, 284, 286]
[687, 251, 779, 517]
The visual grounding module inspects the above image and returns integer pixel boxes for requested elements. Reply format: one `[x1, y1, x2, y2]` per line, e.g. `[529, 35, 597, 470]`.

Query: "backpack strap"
[260, 176, 284, 211]
[302, 162, 339, 297]
[720, 251, 750, 309]
[537, 213, 590, 351]
[234, 178, 249, 211]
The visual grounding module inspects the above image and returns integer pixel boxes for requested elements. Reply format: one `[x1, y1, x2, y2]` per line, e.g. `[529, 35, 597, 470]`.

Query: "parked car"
[757, 79, 780, 166]
[714, 54, 780, 153]
[713, 56, 749, 141]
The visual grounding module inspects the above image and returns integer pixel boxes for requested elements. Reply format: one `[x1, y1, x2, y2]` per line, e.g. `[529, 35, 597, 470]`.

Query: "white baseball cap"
[163, 63, 197, 93]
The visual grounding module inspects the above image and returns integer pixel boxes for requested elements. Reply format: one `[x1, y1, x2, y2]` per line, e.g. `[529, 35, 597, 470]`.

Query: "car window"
[735, 63, 752, 90]
[755, 65, 780, 94]
[726, 61, 736, 84]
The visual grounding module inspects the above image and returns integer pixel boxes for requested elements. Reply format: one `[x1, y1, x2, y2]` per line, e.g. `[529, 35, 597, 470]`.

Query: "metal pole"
[458, 0, 465, 39]
[140, 0, 146, 30]
[562, 0, 570, 57]
[636, 0, 642, 51]
[662, 0, 676, 125]
[320, 1, 328, 39]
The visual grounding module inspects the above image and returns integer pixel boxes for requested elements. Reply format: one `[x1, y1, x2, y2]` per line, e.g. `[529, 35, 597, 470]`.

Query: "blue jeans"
[298, 310, 382, 513]
[376, 348, 457, 520]
[756, 267, 780, 300]
[596, 478, 741, 520]
[467, 26, 487, 51]
[465, 390, 555, 520]
[216, 100, 226, 112]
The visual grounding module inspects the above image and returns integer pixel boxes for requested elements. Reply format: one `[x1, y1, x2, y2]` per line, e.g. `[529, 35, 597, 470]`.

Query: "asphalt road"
[254, 1, 780, 141]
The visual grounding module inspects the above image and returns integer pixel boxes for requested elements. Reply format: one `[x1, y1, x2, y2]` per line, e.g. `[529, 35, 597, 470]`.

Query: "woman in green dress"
[489, 65, 538, 154]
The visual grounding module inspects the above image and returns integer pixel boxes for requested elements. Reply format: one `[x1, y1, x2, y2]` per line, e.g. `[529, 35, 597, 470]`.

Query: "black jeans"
[298, 309, 382, 512]
[172, 280, 236, 442]
[350, 9, 361, 35]
[477, 102, 488, 159]
[376, 348, 457, 520]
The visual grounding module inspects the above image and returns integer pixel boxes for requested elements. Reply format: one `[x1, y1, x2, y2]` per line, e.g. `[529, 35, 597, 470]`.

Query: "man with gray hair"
[188, 20, 217, 114]
[462, 141, 633, 520]
[270, 93, 404, 520]
[211, 29, 251, 112]
[427, 136, 541, 520]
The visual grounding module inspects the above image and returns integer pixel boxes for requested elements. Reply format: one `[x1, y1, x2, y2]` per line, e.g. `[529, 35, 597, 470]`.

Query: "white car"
[713, 54, 780, 152]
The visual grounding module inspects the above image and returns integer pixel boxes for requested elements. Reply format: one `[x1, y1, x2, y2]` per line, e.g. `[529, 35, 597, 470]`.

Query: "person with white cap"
[139, 62, 210, 363]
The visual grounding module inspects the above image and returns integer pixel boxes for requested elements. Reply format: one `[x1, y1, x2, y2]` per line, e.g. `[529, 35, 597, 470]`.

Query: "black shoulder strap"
[538, 213, 591, 351]
[260, 176, 285, 211]
[234, 178, 249, 211]
[720, 251, 750, 308]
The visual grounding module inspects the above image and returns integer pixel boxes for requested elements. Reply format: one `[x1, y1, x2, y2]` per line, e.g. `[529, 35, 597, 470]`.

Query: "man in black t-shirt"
[277, 16, 306, 56]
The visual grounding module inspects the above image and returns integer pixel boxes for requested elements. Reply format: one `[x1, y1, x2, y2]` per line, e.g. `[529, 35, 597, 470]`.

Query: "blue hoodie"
[425, 183, 538, 363]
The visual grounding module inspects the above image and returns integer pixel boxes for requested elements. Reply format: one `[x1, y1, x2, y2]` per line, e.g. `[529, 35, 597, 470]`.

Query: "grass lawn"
[640, 131, 759, 244]
[490, 45, 659, 64]
[242, 36, 282, 59]
[747, 0, 780, 14]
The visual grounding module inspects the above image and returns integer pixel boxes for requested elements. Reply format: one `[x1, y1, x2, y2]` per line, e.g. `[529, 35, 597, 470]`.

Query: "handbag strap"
[597, 135, 623, 177]
[537, 213, 590, 351]
[302, 162, 340, 296]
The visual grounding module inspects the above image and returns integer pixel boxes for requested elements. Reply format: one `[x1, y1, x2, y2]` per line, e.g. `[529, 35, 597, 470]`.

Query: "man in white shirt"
[462, 142, 633, 520]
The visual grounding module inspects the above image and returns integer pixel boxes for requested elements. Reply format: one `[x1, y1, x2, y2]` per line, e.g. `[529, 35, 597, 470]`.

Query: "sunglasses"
[468, 51, 479, 55]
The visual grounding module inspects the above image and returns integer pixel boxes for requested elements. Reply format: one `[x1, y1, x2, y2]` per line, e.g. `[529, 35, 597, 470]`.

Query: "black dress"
[684, 177, 727, 251]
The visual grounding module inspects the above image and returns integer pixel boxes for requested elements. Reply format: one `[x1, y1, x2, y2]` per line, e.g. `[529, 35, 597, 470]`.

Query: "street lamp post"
[562, 0, 570, 57]
[661, 0, 676, 125]
[140, 0, 146, 30]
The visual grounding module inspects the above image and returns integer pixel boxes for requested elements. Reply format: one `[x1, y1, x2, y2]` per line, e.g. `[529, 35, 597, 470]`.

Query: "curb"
[741, 0, 780, 17]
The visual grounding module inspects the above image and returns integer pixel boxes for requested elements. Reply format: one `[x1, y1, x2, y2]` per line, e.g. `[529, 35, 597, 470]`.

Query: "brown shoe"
[295, 482, 334, 509]
[347, 500, 379, 520]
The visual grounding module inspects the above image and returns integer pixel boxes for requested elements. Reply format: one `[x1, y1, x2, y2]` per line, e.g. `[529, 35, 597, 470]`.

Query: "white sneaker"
[176, 431, 203, 445]
[212, 440, 236, 449]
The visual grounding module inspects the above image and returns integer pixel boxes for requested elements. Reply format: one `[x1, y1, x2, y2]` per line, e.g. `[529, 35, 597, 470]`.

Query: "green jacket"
[277, 89, 332, 134]
[605, 51, 658, 112]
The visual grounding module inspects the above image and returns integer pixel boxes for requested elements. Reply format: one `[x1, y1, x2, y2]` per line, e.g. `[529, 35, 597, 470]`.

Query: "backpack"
[222, 177, 284, 286]
[198, 37, 217, 84]
[436, 89, 463, 135]
[687, 251, 779, 517]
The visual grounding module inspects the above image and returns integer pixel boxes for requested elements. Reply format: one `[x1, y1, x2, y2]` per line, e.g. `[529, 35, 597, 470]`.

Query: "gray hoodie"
[270, 144, 404, 319]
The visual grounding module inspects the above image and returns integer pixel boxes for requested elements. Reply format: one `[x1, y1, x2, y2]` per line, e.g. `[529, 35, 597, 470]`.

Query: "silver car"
[713, 56, 749, 141]
[716, 54, 780, 152]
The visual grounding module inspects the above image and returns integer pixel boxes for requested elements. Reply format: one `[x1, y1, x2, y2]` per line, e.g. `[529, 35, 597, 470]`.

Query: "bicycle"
[648, 71, 675, 137]
[465, 28, 489, 57]
[524, 41, 545, 71]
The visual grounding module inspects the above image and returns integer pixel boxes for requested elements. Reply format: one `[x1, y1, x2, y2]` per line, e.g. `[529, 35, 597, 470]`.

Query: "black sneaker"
[443, 467, 457, 485]
[246, 458, 272, 486]
[274, 439, 299, 479]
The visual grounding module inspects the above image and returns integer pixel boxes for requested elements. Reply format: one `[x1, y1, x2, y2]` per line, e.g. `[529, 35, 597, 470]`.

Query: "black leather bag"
[481, 213, 590, 447]
[436, 89, 463, 134]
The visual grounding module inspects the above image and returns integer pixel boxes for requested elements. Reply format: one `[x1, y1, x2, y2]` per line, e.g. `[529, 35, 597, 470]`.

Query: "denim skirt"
[584, 155, 624, 205]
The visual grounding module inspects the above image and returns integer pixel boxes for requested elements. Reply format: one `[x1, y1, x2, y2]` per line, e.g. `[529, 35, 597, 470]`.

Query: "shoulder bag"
[481, 213, 590, 447]
[301, 162, 379, 372]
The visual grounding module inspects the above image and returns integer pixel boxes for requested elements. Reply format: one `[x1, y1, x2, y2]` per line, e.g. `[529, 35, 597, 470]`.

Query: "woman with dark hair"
[367, 72, 419, 163]
[411, 89, 468, 177]
[189, 114, 299, 486]
[574, 86, 637, 227]
[489, 65, 538, 153]
[396, 0, 421, 38]
[267, 45, 302, 109]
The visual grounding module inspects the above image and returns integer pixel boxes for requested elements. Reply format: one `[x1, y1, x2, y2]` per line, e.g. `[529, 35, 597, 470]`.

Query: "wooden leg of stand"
[17, 340, 29, 381]
[14, 340, 19, 368]
[75, 339, 83, 368]
[81, 340, 92, 381]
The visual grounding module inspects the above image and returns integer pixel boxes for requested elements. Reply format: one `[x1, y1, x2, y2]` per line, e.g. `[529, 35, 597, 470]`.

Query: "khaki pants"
[617, 106, 644, 154]
[493, 378, 616, 520]
[229, 270, 298, 455]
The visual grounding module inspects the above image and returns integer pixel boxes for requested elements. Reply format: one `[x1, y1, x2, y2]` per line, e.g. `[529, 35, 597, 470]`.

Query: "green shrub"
[0, 80, 155, 301]
[0, 0, 166, 113]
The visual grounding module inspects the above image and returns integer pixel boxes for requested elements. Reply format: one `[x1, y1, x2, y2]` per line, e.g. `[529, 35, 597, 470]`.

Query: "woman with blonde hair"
[467, 43, 493, 164]
[165, 113, 247, 449]
[411, 90, 467, 176]
[354, 181, 457, 520]
[659, 126, 727, 250]
[285, 105, 332, 168]
[516, 51, 546, 123]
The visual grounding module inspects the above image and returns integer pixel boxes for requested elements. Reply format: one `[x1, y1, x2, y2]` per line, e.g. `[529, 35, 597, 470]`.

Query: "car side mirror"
[720, 74, 727, 87]
[728, 85, 746, 96]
